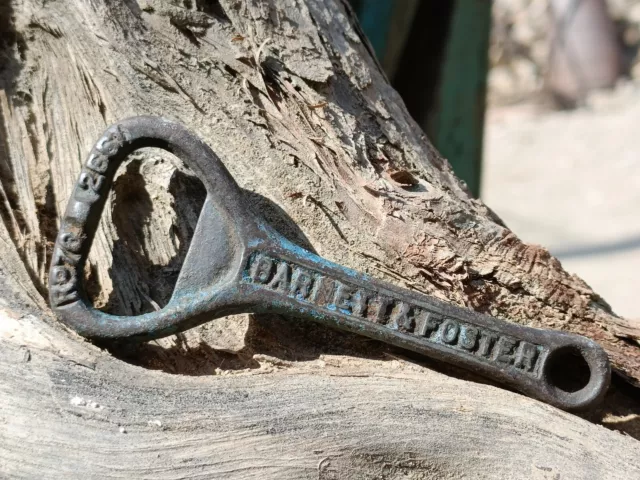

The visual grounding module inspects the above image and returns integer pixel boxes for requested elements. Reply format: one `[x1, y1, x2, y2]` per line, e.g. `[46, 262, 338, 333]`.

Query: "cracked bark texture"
[1, 0, 639, 478]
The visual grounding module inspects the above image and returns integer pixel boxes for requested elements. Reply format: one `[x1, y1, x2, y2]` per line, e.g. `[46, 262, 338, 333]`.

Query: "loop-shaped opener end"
[48, 116, 252, 341]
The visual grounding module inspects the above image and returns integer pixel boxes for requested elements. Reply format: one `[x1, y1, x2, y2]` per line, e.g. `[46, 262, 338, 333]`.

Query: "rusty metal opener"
[49, 117, 611, 410]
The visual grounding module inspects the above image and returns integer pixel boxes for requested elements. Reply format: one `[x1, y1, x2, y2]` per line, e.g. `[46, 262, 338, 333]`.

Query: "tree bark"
[1, 0, 639, 478]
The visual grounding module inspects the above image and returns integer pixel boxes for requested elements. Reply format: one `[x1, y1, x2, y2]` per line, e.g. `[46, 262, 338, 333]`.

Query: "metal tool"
[49, 116, 610, 410]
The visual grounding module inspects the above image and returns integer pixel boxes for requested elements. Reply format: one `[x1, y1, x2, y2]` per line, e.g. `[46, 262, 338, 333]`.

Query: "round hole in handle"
[544, 345, 591, 393]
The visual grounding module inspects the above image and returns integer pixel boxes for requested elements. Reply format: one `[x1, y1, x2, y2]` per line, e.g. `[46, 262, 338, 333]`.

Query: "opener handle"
[237, 237, 611, 411]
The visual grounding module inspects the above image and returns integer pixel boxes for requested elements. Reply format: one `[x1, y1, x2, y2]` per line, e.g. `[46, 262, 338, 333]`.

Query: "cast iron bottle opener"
[49, 117, 611, 410]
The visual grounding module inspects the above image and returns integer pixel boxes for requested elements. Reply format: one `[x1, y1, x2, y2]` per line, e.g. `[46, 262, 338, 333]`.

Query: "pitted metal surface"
[49, 116, 611, 411]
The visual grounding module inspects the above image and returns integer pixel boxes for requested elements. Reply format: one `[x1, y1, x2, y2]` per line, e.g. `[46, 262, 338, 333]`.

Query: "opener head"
[49, 117, 259, 340]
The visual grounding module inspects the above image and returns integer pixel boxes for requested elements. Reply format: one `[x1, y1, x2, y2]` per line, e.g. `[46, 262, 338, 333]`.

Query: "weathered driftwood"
[1, 0, 639, 478]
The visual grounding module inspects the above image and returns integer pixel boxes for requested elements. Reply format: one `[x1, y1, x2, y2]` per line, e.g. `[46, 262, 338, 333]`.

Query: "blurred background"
[350, 0, 640, 319]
